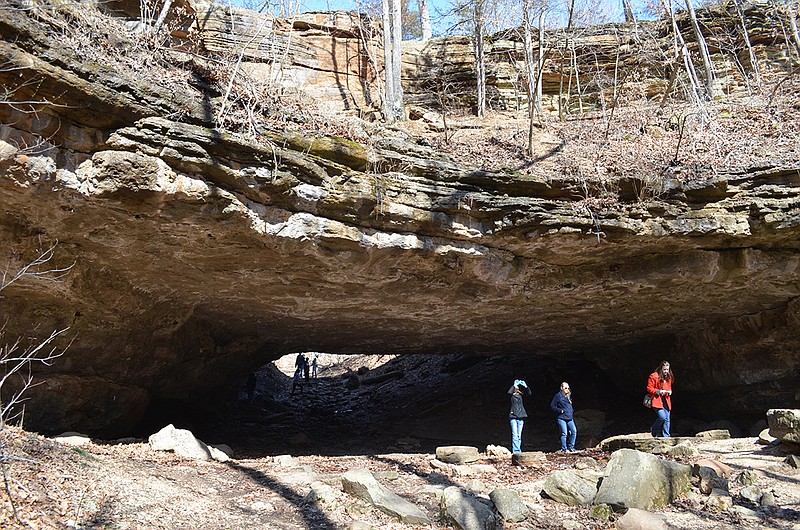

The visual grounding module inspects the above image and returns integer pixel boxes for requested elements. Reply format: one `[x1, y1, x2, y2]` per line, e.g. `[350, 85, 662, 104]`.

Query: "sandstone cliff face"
[0, 1, 799, 436]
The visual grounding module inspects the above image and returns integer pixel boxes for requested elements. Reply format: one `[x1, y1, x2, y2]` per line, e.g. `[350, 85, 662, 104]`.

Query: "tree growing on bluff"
[447, 0, 491, 117]
[382, 0, 405, 121]
[419, 0, 432, 41]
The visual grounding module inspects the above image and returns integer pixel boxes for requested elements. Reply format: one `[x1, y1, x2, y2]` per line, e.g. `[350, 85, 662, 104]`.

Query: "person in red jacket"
[647, 360, 674, 437]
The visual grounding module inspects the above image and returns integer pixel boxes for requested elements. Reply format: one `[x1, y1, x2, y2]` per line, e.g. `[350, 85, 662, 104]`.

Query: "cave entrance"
[181, 353, 655, 458]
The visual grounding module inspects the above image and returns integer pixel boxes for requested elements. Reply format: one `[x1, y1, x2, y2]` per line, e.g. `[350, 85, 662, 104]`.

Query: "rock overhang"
[3, 131, 799, 436]
[0, 0, 799, 436]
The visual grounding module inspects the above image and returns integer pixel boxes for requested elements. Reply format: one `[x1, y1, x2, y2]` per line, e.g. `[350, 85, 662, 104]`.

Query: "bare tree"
[622, 0, 635, 22]
[0, 242, 72, 525]
[684, 0, 716, 98]
[785, 1, 800, 58]
[661, 0, 704, 105]
[392, 0, 404, 117]
[557, 0, 575, 120]
[732, 0, 761, 85]
[522, 0, 548, 154]
[474, 0, 487, 117]
[419, 0, 432, 41]
[382, 0, 405, 121]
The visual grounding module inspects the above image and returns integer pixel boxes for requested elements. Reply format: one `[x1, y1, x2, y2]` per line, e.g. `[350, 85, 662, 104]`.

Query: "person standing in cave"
[311, 352, 319, 378]
[295, 352, 306, 374]
[647, 360, 674, 438]
[289, 367, 304, 397]
[508, 379, 531, 454]
[550, 381, 577, 453]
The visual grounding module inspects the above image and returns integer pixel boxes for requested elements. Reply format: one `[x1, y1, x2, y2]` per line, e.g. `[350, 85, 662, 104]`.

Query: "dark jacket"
[508, 384, 531, 419]
[550, 391, 574, 421]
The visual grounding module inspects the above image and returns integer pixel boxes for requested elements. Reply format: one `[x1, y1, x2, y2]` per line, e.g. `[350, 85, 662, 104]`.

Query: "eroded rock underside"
[0, 0, 799, 437]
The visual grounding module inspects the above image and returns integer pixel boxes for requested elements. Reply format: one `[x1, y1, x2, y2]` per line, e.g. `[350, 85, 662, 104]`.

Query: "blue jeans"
[651, 407, 671, 438]
[557, 418, 577, 451]
[510, 418, 524, 454]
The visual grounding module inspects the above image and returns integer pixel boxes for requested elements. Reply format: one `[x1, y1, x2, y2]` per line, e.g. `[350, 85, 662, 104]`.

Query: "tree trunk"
[732, 0, 760, 85]
[419, 0, 432, 42]
[522, 0, 537, 156]
[662, 0, 703, 104]
[788, 7, 800, 59]
[391, 0, 404, 120]
[381, 0, 396, 121]
[685, 0, 715, 99]
[474, 0, 486, 117]
[558, 0, 574, 120]
[535, 4, 546, 113]
[622, 0, 635, 23]
[153, 0, 173, 31]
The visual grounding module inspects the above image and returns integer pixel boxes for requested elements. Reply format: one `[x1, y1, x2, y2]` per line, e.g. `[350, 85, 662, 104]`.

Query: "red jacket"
[647, 371, 673, 410]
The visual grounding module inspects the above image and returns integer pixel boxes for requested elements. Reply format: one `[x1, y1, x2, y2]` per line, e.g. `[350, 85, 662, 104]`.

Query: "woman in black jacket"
[508, 379, 531, 454]
[550, 382, 577, 452]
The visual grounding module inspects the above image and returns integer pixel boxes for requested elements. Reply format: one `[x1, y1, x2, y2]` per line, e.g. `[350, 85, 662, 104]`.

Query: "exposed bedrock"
[0, 3, 799, 436]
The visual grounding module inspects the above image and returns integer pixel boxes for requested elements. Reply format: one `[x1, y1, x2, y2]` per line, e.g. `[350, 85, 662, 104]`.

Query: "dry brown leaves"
[421, 75, 800, 198]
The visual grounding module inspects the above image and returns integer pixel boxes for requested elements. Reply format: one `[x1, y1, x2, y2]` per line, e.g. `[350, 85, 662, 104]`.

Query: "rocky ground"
[1, 354, 799, 529]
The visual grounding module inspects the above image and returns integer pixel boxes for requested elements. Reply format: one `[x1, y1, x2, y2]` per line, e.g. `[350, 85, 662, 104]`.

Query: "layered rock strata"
[0, 1, 798, 435]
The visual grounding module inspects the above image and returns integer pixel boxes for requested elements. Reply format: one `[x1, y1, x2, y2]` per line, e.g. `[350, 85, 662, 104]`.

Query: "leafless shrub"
[0, 242, 73, 525]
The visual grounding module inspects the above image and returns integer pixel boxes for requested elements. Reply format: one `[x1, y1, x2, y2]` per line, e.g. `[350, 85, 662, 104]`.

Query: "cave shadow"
[368, 453, 459, 489]
[193, 353, 765, 463]
[201, 354, 657, 459]
[224, 460, 339, 529]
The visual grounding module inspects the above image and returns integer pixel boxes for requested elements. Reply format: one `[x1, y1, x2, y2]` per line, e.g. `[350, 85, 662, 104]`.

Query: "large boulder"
[767, 409, 800, 453]
[594, 449, 692, 510]
[489, 488, 528, 523]
[148, 424, 212, 460]
[341, 469, 431, 525]
[440, 486, 496, 530]
[543, 469, 602, 506]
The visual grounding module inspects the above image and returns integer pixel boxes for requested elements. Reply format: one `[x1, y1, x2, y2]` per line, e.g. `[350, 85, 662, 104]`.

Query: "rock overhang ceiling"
[1, 0, 799, 436]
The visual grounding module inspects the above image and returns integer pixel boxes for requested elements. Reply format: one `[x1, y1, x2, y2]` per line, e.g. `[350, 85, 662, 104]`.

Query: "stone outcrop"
[0, 0, 799, 436]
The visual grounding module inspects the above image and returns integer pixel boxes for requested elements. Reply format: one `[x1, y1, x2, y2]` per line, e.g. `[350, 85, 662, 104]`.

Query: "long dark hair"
[654, 360, 674, 382]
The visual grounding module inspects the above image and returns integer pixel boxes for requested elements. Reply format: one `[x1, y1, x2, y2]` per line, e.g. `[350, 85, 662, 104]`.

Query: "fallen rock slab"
[436, 446, 480, 464]
[511, 451, 547, 466]
[341, 468, 431, 525]
[616, 507, 668, 530]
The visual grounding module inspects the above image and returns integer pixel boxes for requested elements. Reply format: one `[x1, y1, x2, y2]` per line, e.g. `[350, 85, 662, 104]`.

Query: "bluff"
[0, 0, 799, 436]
